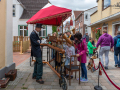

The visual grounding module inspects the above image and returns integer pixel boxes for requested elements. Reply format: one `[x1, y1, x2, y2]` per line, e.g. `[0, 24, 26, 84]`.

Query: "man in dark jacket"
[30, 23, 44, 84]
[113, 31, 120, 67]
[83, 32, 89, 43]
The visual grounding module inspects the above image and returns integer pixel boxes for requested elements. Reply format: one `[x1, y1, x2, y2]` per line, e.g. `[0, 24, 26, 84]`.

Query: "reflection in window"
[85, 14, 88, 20]
[20, 30, 23, 36]
[103, 0, 111, 9]
[114, 24, 120, 35]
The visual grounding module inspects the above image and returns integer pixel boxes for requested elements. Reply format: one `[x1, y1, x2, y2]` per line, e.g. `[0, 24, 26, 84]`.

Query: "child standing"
[87, 37, 96, 67]
[74, 32, 88, 82]
[87, 37, 96, 58]
[64, 43, 75, 79]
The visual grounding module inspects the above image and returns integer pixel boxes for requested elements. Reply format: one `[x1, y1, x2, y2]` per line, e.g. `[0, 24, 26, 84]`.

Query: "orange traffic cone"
[99, 69, 102, 75]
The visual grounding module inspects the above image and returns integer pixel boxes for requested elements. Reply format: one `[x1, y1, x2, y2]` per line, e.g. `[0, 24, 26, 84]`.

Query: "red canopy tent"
[26, 4, 72, 26]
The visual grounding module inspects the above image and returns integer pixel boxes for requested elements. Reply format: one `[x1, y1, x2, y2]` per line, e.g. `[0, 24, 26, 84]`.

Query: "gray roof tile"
[17, 0, 49, 19]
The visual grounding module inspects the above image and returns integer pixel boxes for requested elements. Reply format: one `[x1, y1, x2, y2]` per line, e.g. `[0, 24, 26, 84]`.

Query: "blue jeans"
[88, 54, 93, 58]
[81, 63, 87, 79]
[65, 58, 70, 65]
[114, 52, 120, 67]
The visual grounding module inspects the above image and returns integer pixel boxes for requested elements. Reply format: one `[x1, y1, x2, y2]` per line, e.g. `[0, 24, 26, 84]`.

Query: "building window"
[39, 25, 46, 37]
[114, 24, 120, 36]
[13, 5, 16, 17]
[19, 25, 28, 36]
[85, 14, 88, 20]
[102, 0, 111, 10]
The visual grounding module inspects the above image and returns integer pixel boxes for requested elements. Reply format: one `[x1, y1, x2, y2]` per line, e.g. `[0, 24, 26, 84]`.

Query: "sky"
[49, 0, 97, 10]
[49, 0, 97, 23]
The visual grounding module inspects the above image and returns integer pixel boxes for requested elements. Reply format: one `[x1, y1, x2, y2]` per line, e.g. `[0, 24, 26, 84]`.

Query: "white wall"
[12, 0, 52, 39]
[13, 0, 24, 37]
[84, 7, 97, 36]
[5, 0, 13, 66]
[47, 25, 52, 35]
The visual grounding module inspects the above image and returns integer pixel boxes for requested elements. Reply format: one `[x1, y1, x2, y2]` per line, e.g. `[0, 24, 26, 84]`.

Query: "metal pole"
[33, 24, 34, 30]
[94, 58, 102, 90]
[62, 17, 63, 49]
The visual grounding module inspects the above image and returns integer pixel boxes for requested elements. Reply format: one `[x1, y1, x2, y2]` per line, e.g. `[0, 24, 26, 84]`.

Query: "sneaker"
[77, 77, 84, 81]
[71, 76, 73, 79]
[105, 67, 108, 70]
[80, 78, 88, 82]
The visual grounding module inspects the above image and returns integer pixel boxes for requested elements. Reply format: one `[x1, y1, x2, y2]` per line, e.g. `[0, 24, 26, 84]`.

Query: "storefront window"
[114, 24, 120, 35]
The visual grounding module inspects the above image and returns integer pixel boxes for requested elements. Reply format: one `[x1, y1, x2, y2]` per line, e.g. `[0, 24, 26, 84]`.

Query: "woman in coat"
[74, 33, 88, 82]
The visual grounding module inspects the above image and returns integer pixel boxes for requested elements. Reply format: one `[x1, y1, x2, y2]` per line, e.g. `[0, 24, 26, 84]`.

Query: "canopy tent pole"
[62, 16, 63, 49]
[33, 24, 35, 30]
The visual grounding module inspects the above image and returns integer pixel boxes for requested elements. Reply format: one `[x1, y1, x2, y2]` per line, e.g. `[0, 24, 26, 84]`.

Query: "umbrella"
[26, 3, 72, 26]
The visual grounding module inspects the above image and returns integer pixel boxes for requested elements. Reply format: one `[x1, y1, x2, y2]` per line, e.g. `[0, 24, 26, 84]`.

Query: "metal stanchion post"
[47, 46, 48, 62]
[94, 58, 102, 90]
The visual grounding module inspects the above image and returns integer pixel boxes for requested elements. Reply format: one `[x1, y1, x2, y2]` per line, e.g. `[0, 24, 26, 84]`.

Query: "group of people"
[30, 23, 120, 84]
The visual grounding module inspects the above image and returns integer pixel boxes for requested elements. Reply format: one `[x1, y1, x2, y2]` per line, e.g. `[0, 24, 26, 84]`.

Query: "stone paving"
[13, 52, 30, 66]
[2, 47, 120, 90]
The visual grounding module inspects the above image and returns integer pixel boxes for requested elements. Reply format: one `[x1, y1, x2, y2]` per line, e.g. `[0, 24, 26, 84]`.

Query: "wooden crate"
[0, 78, 10, 88]
[5, 69, 17, 81]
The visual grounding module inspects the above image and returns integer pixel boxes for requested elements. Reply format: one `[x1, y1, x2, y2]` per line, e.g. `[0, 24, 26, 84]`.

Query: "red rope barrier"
[93, 60, 99, 70]
[99, 62, 120, 90]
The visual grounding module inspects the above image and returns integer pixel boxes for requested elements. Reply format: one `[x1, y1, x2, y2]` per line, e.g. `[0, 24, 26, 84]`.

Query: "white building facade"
[84, 7, 97, 36]
[12, 0, 52, 40]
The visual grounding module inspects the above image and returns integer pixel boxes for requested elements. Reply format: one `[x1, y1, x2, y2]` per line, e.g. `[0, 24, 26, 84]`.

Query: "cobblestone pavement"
[2, 47, 120, 90]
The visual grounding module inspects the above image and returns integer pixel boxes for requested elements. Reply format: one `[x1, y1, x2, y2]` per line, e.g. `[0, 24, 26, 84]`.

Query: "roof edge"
[17, 0, 26, 9]
[84, 6, 97, 12]
[90, 10, 98, 16]
[75, 12, 84, 21]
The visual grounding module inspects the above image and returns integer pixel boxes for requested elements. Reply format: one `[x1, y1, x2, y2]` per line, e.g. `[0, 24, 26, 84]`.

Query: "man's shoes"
[32, 77, 36, 79]
[115, 65, 118, 67]
[65, 75, 69, 78]
[105, 67, 108, 70]
[36, 80, 44, 84]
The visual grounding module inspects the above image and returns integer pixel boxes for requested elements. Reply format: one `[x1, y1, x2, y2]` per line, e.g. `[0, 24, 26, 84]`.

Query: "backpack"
[116, 38, 120, 47]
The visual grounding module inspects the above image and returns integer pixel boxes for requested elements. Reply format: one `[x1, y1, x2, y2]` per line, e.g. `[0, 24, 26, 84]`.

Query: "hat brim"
[37, 26, 43, 28]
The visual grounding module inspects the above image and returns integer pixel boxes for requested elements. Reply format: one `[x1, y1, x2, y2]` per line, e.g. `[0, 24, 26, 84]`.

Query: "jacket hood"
[103, 33, 109, 37]
[117, 35, 120, 38]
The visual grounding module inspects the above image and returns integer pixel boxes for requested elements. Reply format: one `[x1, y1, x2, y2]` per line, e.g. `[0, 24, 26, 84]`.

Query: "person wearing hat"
[66, 30, 74, 40]
[30, 23, 44, 84]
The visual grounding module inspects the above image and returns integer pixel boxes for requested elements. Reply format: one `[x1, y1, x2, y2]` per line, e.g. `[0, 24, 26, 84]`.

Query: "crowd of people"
[30, 23, 120, 84]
